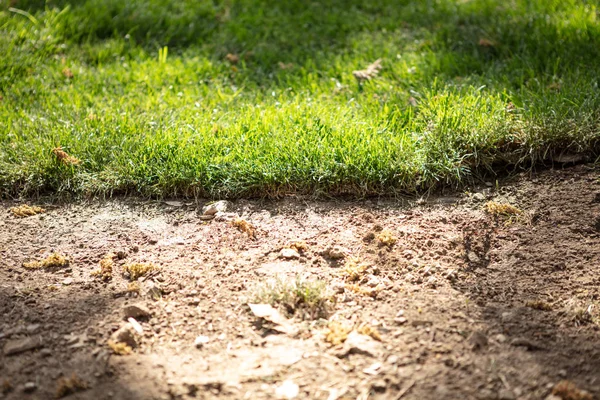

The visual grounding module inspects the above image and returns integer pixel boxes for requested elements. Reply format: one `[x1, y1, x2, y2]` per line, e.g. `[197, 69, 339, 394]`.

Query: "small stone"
[371, 379, 387, 393]
[202, 200, 229, 216]
[472, 193, 485, 201]
[110, 325, 137, 348]
[194, 335, 210, 348]
[387, 354, 399, 364]
[62, 277, 74, 285]
[394, 317, 407, 325]
[122, 304, 151, 320]
[280, 248, 300, 260]
[3, 336, 43, 356]
[23, 382, 36, 393]
[498, 388, 515, 400]
[39, 348, 52, 357]
[325, 246, 348, 260]
[468, 331, 488, 350]
[467, 252, 480, 264]
[337, 331, 382, 358]
[116, 250, 127, 260]
[275, 380, 299, 399]
[26, 324, 41, 334]
[495, 334, 508, 343]
[426, 276, 437, 288]
[145, 283, 162, 300]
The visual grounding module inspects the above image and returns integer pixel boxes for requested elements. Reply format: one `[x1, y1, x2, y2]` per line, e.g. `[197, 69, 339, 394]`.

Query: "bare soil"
[1, 165, 600, 400]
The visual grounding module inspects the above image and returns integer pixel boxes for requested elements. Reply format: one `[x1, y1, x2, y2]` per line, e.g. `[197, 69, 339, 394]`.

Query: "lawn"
[1, 0, 599, 198]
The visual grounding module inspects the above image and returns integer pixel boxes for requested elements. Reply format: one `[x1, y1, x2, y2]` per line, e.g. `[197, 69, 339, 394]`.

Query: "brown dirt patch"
[1, 165, 599, 399]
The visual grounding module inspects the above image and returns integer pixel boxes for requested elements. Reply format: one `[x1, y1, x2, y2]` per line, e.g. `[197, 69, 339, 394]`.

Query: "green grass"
[1, 0, 599, 198]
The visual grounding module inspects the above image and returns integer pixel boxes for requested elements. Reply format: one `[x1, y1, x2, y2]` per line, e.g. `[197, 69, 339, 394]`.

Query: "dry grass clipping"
[55, 373, 87, 398]
[484, 201, 522, 216]
[107, 340, 132, 355]
[345, 283, 380, 298]
[231, 217, 256, 238]
[552, 380, 593, 400]
[288, 241, 308, 253]
[526, 300, 553, 311]
[325, 321, 352, 345]
[10, 205, 45, 217]
[341, 258, 369, 282]
[1, 379, 13, 394]
[127, 281, 141, 294]
[353, 59, 382, 82]
[123, 263, 157, 280]
[376, 229, 397, 247]
[23, 253, 69, 269]
[357, 323, 382, 341]
[91, 253, 114, 281]
[52, 147, 81, 166]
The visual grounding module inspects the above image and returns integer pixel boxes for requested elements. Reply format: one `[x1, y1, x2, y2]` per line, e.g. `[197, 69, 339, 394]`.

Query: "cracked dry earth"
[1, 164, 600, 400]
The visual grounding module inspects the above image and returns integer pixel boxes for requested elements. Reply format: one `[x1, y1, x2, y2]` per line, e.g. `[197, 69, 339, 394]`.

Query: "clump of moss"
[376, 229, 397, 247]
[123, 263, 157, 280]
[252, 277, 333, 320]
[325, 321, 352, 345]
[107, 340, 132, 355]
[91, 253, 114, 281]
[484, 201, 522, 216]
[23, 253, 69, 269]
[55, 373, 87, 398]
[10, 205, 45, 217]
[231, 218, 256, 238]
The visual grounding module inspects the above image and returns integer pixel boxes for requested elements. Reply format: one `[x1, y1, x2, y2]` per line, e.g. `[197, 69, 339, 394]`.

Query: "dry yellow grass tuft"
[552, 380, 593, 400]
[325, 321, 352, 345]
[353, 59, 382, 82]
[484, 201, 522, 216]
[91, 253, 114, 281]
[123, 263, 157, 280]
[345, 283, 380, 298]
[127, 281, 141, 294]
[341, 258, 369, 282]
[55, 373, 87, 398]
[357, 323, 382, 341]
[10, 205, 45, 217]
[23, 253, 69, 269]
[107, 340, 132, 355]
[376, 229, 397, 247]
[52, 147, 81, 166]
[231, 217, 256, 238]
[288, 241, 308, 253]
[526, 300, 553, 311]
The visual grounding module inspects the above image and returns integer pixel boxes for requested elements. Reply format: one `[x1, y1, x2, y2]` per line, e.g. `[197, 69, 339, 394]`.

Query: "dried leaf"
[353, 59, 382, 82]
[52, 147, 81, 166]
[62, 67, 74, 79]
[478, 38, 496, 47]
[10, 204, 45, 217]
[225, 53, 239, 64]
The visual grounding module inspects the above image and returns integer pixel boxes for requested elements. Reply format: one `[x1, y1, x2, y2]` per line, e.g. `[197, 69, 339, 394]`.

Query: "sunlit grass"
[1, 0, 599, 198]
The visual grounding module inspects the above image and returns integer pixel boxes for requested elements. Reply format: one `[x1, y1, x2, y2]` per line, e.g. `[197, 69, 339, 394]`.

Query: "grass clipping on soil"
[107, 340, 132, 355]
[252, 278, 332, 320]
[231, 217, 256, 238]
[23, 253, 69, 269]
[55, 373, 87, 399]
[10, 205, 45, 217]
[484, 201, 522, 217]
[123, 262, 158, 280]
[91, 253, 114, 281]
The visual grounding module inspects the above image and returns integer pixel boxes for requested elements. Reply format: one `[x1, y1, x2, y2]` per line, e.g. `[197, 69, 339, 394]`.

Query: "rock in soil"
[122, 303, 152, 320]
[3, 336, 43, 356]
[202, 200, 229, 216]
[110, 325, 138, 348]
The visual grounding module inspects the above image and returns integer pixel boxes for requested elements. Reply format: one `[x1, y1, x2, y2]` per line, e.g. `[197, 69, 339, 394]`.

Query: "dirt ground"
[1, 164, 600, 400]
